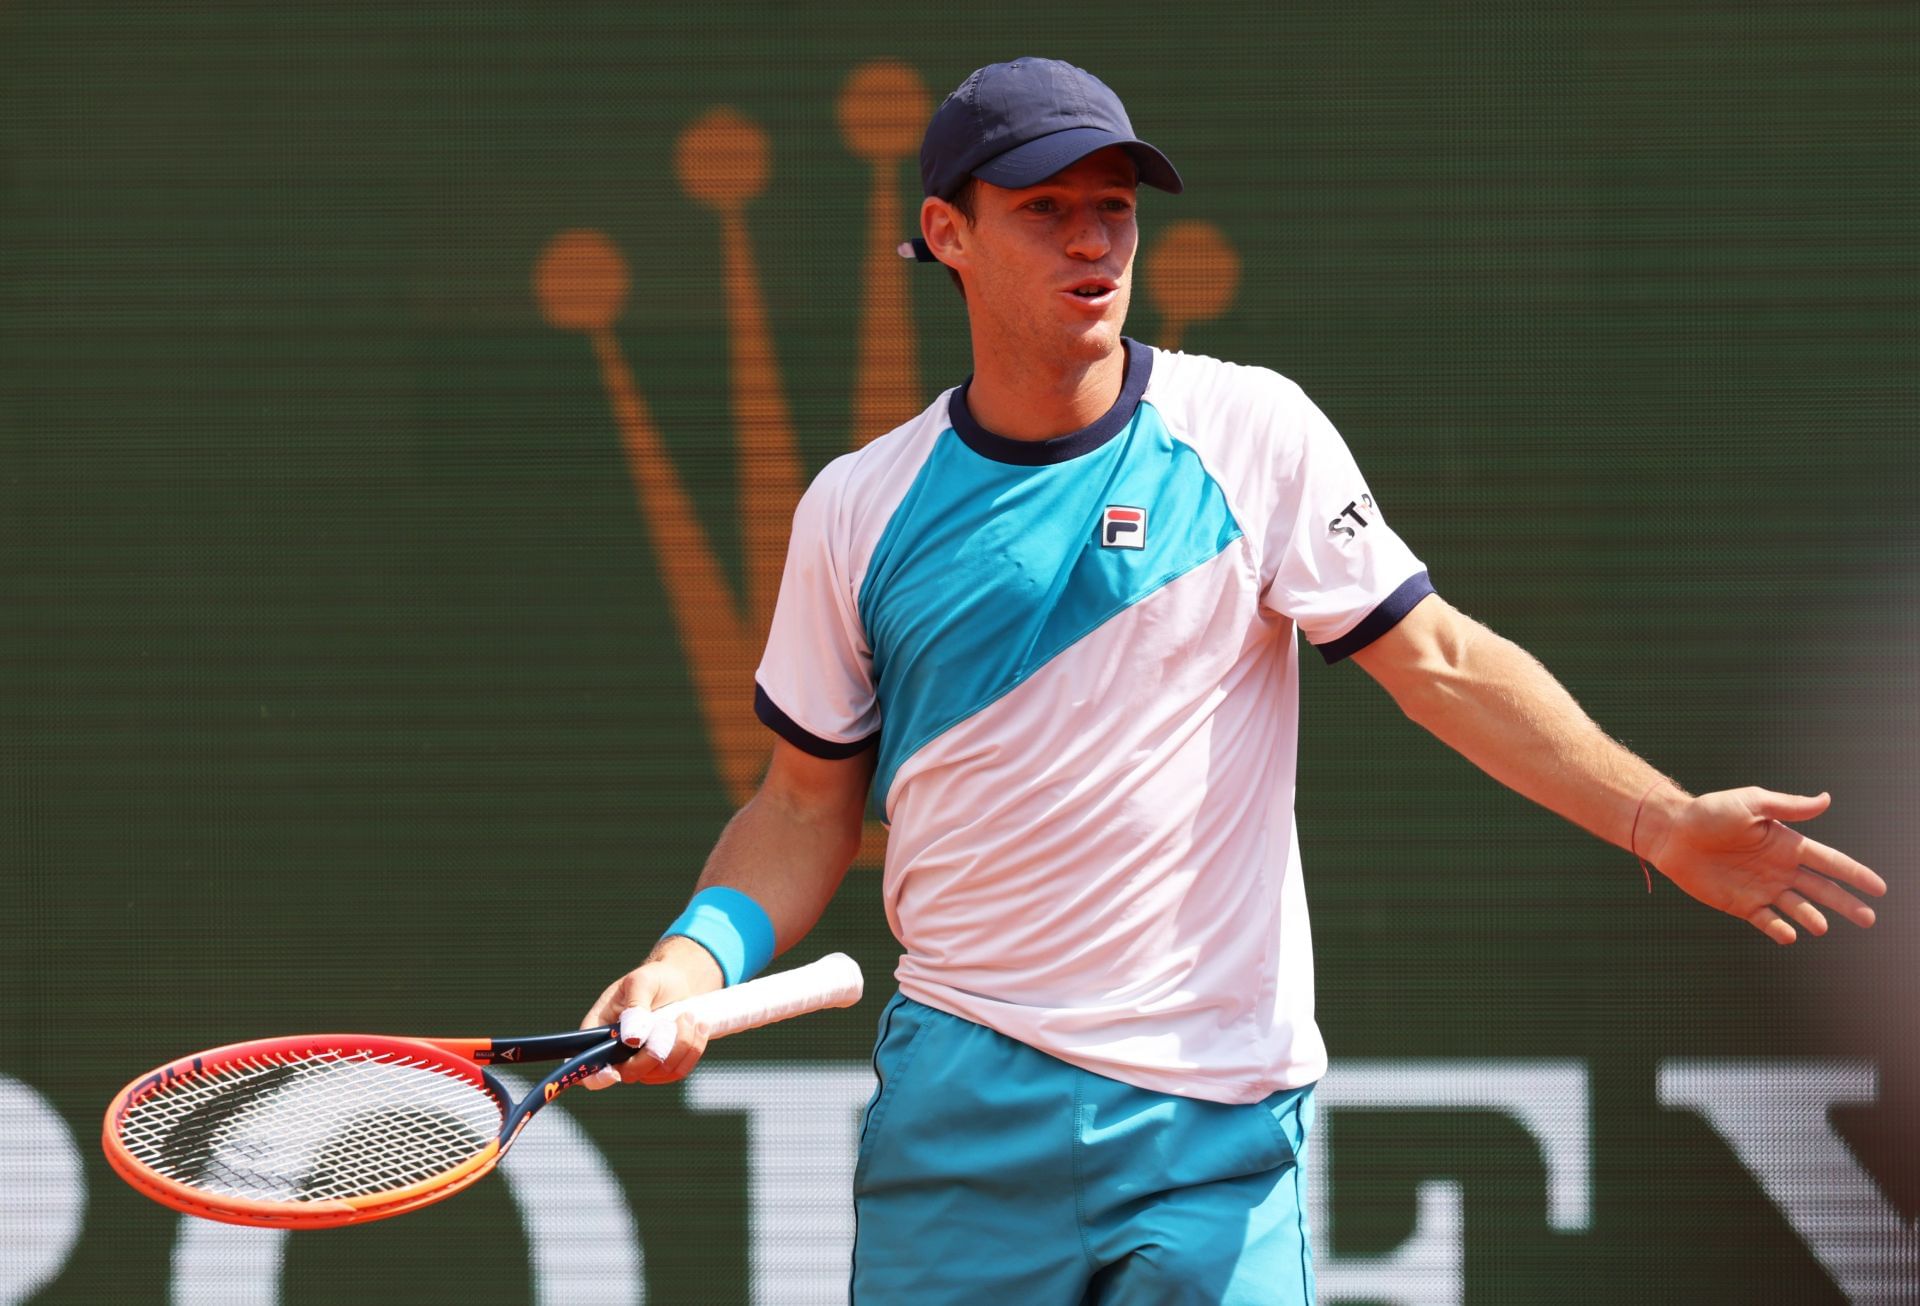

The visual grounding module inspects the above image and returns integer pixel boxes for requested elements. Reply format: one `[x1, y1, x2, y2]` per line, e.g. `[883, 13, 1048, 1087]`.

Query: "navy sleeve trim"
[1314, 571, 1437, 664]
[753, 683, 879, 759]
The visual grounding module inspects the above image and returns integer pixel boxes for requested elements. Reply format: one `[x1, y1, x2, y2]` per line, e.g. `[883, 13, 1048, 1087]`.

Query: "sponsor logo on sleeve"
[1329, 493, 1376, 542]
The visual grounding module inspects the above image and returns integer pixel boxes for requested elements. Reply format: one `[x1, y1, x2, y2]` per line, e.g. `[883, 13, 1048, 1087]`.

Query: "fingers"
[580, 967, 664, 1090]
[588, 1011, 712, 1089]
[1746, 788, 1832, 823]
[580, 968, 665, 1033]
[1793, 866, 1879, 929]
[618, 1005, 665, 1053]
[624, 1015, 710, 1086]
[1740, 791, 1885, 899]
[580, 980, 624, 1032]
[1746, 904, 1797, 946]
[1771, 889, 1828, 937]
[1743, 865, 1877, 946]
[1792, 836, 1888, 899]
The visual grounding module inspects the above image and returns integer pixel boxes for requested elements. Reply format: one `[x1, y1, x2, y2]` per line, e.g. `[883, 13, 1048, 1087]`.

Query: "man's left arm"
[1349, 594, 1888, 944]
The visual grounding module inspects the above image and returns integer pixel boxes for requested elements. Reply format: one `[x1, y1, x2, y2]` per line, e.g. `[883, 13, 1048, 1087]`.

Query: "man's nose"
[1063, 205, 1111, 260]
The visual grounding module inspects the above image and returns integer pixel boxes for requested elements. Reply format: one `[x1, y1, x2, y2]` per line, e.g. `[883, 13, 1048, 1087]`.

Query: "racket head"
[103, 1033, 511, 1229]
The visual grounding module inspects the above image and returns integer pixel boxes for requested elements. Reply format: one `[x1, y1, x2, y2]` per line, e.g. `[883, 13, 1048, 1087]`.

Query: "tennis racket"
[102, 952, 863, 1229]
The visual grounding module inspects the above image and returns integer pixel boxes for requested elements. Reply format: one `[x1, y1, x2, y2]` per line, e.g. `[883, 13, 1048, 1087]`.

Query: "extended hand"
[1648, 787, 1887, 944]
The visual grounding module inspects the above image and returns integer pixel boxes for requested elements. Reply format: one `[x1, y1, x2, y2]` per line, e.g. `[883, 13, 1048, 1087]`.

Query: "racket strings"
[116, 1049, 503, 1204]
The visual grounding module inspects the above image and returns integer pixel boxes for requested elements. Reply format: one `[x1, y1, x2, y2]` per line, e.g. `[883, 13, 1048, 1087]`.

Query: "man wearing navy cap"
[584, 58, 1885, 1303]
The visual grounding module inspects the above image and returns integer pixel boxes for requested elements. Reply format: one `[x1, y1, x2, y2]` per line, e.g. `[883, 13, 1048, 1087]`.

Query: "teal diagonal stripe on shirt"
[857, 400, 1244, 817]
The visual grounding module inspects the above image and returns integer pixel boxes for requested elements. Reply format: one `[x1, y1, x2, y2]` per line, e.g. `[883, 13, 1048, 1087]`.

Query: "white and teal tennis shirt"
[754, 340, 1433, 1105]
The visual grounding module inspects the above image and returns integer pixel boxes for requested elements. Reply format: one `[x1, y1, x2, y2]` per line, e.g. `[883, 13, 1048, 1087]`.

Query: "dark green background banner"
[3, 4, 1914, 1302]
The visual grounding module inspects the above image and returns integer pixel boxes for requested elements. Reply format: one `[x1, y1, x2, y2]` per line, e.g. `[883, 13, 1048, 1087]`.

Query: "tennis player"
[582, 57, 1887, 1303]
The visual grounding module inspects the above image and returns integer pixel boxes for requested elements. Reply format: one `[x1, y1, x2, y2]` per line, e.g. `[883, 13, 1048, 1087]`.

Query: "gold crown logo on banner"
[533, 60, 1240, 869]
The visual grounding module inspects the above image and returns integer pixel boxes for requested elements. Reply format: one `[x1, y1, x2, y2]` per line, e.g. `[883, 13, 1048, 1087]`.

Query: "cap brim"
[971, 125, 1184, 195]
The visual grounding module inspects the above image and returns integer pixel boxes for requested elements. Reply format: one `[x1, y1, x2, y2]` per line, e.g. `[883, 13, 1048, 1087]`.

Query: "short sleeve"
[753, 466, 882, 757]
[1260, 385, 1433, 663]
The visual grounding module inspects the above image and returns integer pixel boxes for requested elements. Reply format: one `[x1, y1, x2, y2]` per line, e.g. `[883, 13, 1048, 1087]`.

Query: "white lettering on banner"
[168, 1073, 644, 1305]
[1311, 1060, 1592, 1306]
[0, 1058, 1885, 1300]
[170, 1218, 283, 1306]
[0, 1075, 86, 1306]
[1659, 1060, 1919, 1304]
[494, 1071, 646, 1305]
[684, 1065, 875, 1306]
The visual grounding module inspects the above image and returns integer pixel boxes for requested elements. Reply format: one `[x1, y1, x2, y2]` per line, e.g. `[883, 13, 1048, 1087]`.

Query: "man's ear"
[921, 196, 968, 271]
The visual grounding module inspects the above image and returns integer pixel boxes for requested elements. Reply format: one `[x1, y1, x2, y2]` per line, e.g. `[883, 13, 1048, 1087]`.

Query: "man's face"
[932, 146, 1140, 367]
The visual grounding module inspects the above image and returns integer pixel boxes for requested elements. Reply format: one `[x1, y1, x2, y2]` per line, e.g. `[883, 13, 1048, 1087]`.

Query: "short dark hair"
[942, 178, 978, 296]
[948, 176, 978, 223]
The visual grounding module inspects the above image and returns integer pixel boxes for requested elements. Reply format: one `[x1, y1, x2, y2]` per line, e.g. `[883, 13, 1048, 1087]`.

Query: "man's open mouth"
[1062, 279, 1118, 307]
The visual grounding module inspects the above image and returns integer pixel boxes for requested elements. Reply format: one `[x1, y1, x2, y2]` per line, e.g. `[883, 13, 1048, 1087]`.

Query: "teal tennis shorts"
[852, 994, 1316, 1305]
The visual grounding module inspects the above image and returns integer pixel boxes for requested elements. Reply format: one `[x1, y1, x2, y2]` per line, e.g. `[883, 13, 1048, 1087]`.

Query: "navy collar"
[949, 338, 1154, 466]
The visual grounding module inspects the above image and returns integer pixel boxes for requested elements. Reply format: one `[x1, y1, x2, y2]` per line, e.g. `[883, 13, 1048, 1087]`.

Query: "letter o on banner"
[171, 1074, 643, 1304]
[0, 1074, 87, 1305]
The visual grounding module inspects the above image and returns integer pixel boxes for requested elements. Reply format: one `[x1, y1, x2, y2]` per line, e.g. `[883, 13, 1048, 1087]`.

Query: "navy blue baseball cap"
[903, 58, 1183, 263]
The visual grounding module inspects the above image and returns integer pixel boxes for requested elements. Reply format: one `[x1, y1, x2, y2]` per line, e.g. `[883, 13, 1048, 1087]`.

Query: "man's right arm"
[579, 737, 875, 1085]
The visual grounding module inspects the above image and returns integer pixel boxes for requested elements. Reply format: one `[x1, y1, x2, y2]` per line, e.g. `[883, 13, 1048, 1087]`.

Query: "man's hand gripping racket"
[102, 953, 862, 1229]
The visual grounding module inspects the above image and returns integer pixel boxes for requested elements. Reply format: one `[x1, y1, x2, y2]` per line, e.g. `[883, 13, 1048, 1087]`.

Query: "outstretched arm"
[1350, 595, 1887, 944]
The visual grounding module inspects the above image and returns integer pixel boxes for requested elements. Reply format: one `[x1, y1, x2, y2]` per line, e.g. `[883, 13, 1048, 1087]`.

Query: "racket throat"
[498, 1036, 630, 1150]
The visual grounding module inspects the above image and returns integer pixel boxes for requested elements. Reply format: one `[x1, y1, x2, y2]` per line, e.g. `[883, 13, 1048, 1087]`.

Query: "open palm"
[1651, 787, 1887, 945]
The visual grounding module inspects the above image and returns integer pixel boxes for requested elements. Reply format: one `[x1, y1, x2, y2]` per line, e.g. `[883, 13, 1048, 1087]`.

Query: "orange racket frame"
[102, 951, 865, 1229]
[103, 1031, 558, 1229]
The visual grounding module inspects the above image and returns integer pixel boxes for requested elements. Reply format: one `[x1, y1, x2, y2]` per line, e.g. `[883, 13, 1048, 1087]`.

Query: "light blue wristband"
[660, 886, 776, 987]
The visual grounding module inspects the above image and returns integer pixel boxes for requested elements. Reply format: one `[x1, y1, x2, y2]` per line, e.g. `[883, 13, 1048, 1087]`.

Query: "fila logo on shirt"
[1101, 506, 1147, 549]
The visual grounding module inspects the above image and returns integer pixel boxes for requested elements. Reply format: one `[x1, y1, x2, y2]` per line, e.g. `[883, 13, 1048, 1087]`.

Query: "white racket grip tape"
[618, 952, 864, 1050]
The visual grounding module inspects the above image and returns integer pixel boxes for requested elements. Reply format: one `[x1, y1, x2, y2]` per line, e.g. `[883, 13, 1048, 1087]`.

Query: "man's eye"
[1027, 199, 1056, 213]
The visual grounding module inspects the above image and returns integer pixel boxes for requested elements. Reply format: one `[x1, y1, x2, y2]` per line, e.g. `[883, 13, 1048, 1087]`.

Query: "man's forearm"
[1367, 608, 1689, 858]
[646, 746, 872, 988]
[1349, 597, 1883, 944]
[684, 779, 864, 952]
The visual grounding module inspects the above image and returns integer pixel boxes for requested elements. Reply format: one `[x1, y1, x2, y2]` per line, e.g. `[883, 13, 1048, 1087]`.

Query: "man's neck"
[962, 339, 1128, 442]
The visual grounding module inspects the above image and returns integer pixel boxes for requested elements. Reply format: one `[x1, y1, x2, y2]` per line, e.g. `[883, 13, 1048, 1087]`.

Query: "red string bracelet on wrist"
[1629, 780, 1665, 894]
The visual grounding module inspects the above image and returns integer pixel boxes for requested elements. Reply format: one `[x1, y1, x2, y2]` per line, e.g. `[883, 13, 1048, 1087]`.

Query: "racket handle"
[621, 952, 864, 1046]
